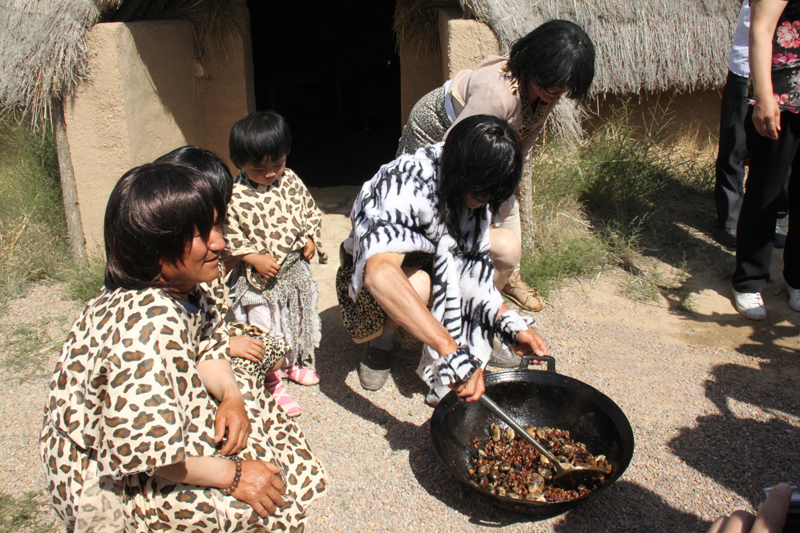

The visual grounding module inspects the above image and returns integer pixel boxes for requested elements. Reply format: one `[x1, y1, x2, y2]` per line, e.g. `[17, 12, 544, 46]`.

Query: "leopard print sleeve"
[196, 268, 231, 363]
[224, 177, 261, 259]
[288, 169, 329, 264]
[47, 288, 220, 479]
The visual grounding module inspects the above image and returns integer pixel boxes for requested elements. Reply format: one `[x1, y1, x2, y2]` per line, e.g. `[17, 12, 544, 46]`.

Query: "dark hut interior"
[247, 1, 401, 187]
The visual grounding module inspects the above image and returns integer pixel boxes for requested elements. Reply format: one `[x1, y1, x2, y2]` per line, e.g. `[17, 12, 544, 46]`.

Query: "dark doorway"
[247, 1, 401, 187]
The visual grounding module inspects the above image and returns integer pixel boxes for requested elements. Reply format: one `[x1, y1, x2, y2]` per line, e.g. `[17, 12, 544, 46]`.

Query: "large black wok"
[430, 356, 634, 516]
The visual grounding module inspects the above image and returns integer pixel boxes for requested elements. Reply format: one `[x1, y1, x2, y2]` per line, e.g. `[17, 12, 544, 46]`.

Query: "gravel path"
[2, 187, 799, 532]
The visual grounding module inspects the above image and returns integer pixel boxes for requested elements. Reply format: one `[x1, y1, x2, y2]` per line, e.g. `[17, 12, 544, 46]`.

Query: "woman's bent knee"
[489, 228, 522, 272]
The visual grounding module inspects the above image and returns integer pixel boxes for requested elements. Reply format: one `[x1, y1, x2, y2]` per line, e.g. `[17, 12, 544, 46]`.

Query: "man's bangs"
[143, 166, 224, 262]
[181, 182, 223, 240]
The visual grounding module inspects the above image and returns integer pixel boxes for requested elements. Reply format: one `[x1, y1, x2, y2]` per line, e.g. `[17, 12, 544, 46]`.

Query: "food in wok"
[468, 424, 612, 503]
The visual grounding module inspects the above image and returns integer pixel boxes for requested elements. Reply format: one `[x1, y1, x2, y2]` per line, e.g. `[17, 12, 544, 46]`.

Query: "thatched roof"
[0, 0, 109, 124]
[0, 0, 247, 125]
[397, 0, 739, 95]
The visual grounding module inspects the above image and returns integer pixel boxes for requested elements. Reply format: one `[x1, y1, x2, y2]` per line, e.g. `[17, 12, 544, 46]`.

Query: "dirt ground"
[302, 186, 800, 531]
[2, 185, 798, 532]
[311, 186, 800, 357]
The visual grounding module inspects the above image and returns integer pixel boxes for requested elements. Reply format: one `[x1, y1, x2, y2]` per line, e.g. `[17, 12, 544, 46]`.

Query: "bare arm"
[750, 0, 788, 139]
[156, 457, 286, 517]
[364, 252, 459, 357]
[196, 358, 251, 455]
[364, 253, 548, 403]
[156, 456, 236, 488]
[240, 253, 281, 278]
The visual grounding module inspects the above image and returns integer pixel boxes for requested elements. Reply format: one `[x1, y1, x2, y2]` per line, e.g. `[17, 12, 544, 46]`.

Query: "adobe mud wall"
[62, 20, 252, 254]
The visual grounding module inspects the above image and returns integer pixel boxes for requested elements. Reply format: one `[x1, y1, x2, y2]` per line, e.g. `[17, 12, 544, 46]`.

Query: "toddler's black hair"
[229, 111, 292, 168]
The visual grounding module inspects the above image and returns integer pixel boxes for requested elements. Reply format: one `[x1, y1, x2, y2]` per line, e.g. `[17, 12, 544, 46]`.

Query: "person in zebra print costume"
[337, 115, 548, 404]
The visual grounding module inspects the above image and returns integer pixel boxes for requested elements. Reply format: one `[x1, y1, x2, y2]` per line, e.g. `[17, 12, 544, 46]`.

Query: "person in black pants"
[714, 71, 789, 248]
[732, 0, 800, 320]
[714, 1, 788, 248]
[715, 72, 750, 246]
[734, 108, 800, 316]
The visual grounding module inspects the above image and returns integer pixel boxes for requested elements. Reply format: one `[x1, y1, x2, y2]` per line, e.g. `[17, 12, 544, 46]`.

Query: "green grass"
[0, 116, 105, 308]
[1, 319, 64, 380]
[520, 104, 715, 299]
[519, 234, 609, 297]
[0, 492, 56, 533]
[67, 256, 106, 301]
[0, 117, 69, 304]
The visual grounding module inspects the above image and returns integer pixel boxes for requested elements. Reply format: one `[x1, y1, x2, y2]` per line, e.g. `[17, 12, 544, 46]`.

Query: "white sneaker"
[732, 288, 767, 320]
[789, 285, 800, 312]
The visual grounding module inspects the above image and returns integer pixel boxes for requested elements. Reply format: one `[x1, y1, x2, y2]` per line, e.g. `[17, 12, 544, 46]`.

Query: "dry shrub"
[520, 104, 714, 298]
[0, 116, 70, 304]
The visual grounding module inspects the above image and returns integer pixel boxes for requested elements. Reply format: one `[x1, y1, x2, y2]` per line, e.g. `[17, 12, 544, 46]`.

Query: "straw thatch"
[0, 0, 105, 125]
[397, 0, 738, 95]
[461, 0, 738, 95]
[107, 0, 249, 63]
[396, 0, 738, 140]
[0, 0, 248, 125]
[394, 0, 459, 54]
[156, 0, 248, 61]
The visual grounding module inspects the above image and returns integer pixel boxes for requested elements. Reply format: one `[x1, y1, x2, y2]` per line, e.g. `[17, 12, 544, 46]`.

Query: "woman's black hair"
[155, 145, 234, 205]
[104, 162, 226, 291]
[229, 111, 292, 168]
[507, 19, 595, 101]
[438, 115, 522, 246]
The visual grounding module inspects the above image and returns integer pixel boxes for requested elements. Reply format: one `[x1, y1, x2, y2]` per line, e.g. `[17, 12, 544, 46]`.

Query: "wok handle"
[520, 355, 556, 373]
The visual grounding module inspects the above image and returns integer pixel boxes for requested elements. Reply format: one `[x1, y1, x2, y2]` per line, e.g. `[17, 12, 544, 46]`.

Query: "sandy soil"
[302, 186, 800, 531]
[2, 185, 798, 532]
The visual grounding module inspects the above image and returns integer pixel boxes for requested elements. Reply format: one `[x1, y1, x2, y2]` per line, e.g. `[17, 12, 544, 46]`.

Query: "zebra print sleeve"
[495, 309, 536, 346]
[348, 145, 444, 300]
[420, 346, 482, 389]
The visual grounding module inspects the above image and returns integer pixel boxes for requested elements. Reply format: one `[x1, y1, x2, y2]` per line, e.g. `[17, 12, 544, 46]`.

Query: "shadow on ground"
[669, 413, 800, 506]
[669, 353, 800, 505]
[583, 164, 799, 354]
[315, 307, 428, 449]
[553, 481, 711, 532]
[315, 308, 719, 529]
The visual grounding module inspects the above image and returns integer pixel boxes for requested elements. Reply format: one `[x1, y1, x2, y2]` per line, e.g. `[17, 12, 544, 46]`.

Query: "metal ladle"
[478, 393, 609, 489]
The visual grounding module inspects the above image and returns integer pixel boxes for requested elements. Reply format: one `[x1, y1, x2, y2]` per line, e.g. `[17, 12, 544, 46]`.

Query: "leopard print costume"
[224, 169, 326, 366]
[40, 287, 327, 532]
[224, 168, 327, 270]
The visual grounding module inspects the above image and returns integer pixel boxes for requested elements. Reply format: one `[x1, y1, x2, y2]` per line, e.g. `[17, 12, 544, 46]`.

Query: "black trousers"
[733, 107, 800, 292]
[715, 71, 750, 229]
[714, 71, 789, 230]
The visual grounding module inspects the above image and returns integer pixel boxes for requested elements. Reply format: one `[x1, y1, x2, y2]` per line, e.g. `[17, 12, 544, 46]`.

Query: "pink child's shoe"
[264, 372, 301, 417]
[278, 365, 320, 386]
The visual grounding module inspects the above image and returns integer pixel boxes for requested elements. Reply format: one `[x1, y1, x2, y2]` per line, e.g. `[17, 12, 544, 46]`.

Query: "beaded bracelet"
[221, 456, 242, 496]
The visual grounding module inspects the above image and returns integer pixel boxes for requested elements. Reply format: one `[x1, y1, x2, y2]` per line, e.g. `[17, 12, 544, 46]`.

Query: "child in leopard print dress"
[155, 146, 290, 386]
[224, 111, 328, 417]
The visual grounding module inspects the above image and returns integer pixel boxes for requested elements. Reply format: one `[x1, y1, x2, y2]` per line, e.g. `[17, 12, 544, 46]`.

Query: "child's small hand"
[230, 335, 265, 362]
[247, 253, 281, 278]
[302, 240, 316, 261]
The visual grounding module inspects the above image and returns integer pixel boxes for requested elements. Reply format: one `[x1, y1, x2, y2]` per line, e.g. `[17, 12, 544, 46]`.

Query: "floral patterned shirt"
[748, 0, 800, 112]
